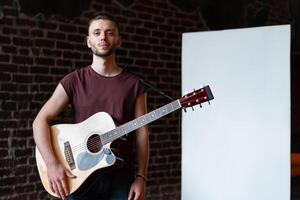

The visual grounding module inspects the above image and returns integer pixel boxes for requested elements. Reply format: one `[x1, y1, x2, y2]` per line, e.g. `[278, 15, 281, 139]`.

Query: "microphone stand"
[123, 68, 173, 101]
[124, 68, 182, 143]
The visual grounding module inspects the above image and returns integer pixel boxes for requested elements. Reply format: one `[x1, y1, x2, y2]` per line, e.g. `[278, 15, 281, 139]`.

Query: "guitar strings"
[71, 131, 115, 153]
[71, 97, 207, 153]
[71, 107, 166, 152]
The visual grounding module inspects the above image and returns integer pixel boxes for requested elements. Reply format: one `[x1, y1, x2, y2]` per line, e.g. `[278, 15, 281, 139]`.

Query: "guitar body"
[35, 85, 214, 197]
[35, 112, 119, 197]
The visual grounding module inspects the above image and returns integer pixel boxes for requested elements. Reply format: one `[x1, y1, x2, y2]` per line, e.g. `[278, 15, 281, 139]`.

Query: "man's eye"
[107, 32, 114, 36]
[94, 32, 100, 35]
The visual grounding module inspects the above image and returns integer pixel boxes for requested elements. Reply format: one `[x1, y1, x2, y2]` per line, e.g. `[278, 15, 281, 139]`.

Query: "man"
[33, 13, 149, 200]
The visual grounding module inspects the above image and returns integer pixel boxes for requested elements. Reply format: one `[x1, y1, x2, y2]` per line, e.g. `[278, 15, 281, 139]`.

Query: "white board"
[182, 25, 290, 200]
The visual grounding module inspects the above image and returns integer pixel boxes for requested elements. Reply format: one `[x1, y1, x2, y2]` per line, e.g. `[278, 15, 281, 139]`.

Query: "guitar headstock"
[180, 85, 214, 109]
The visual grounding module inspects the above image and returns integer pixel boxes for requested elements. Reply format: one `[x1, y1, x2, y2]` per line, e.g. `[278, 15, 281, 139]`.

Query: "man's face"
[87, 19, 121, 57]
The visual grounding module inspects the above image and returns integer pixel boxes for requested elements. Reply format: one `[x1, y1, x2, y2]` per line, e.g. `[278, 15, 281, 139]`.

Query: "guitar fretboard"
[100, 100, 181, 145]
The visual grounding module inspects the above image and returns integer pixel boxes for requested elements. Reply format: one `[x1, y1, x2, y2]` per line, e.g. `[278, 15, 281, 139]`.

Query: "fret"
[101, 100, 182, 145]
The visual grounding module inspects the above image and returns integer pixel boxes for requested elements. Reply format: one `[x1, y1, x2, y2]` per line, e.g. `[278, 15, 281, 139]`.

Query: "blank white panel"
[182, 25, 290, 200]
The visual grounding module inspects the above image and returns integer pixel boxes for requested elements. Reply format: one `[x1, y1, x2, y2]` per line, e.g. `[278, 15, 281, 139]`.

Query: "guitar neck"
[100, 100, 182, 145]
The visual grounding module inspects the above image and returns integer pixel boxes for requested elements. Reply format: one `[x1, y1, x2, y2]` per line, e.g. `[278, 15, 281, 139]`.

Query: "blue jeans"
[67, 170, 134, 200]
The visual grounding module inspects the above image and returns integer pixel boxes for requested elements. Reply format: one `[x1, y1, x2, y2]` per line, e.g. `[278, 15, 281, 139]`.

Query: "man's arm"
[128, 93, 149, 200]
[33, 83, 75, 199]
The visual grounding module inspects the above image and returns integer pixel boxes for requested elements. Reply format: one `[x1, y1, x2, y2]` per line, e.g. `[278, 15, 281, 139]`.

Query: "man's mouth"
[98, 43, 109, 47]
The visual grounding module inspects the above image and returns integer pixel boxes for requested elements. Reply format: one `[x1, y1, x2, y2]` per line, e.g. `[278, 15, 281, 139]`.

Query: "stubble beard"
[90, 43, 116, 57]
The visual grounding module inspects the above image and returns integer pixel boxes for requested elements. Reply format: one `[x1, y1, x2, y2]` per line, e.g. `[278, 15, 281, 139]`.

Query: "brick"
[12, 37, 32, 46]
[35, 39, 55, 48]
[135, 59, 149, 66]
[34, 75, 54, 83]
[2, 101, 16, 110]
[75, 61, 91, 68]
[130, 35, 146, 43]
[144, 52, 158, 59]
[16, 18, 36, 27]
[39, 84, 57, 92]
[13, 74, 32, 83]
[42, 49, 62, 57]
[129, 19, 143, 27]
[0, 72, 11, 81]
[68, 34, 84, 43]
[44, 21, 57, 30]
[63, 51, 81, 59]
[75, 44, 90, 52]
[82, 53, 92, 60]
[152, 45, 166, 52]
[31, 29, 44, 37]
[0, 111, 11, 119]
[0, 17, 13, 25]
[104, 5, 121, 15]
[56, 41, 74, 50]
[144, 22, 158, 29]
[59, 24, 77, 33]
[14, 111, 32, 119]
[1, 45, 17, 54]
[19, 48, 30, 56]
[2, 27, 17, 35]
[15, 148, 32, 157]
[15, 184, 34, 193]
[137, 12, 153, 20]
[123, 10, 136, 18]
[11, 139, 26, 147]
[30, 66, 49, 74]
[118, 57, 133, 65]
[0, 149, 8, 157]
[0, 187, 14, 197]
[35, 57, 55, 66]
[138, 44, 151, 51]
[0, 54, 10, 62]
[1, 83, 17, 91]
[47, 31, 66, 40]
[12, 56, 33, 64]
[136, 27, 149, 36]
[56, 59, 72, 66]
[152, 30, 165, 38]
[15, 165, 31, 175]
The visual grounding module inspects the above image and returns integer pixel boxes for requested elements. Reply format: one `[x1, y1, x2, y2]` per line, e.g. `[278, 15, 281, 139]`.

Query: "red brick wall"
[0, 0, 296, 199]
[0, 0, 205, 199]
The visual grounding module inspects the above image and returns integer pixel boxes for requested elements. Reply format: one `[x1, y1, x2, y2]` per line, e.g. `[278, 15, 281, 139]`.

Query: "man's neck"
[91, 54, 122, 77]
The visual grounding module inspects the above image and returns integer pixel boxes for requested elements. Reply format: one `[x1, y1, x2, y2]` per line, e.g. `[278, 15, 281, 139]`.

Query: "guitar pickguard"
[77, 150, 104, 171]
[76, 148, 115, 171]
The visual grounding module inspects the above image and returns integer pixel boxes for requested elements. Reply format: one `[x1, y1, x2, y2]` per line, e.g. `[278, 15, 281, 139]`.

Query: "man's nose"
[100, 32, 106, 40]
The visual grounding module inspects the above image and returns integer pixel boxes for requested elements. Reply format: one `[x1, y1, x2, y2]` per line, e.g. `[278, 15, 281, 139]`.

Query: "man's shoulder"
[64, 66, 90, 78]
[61, 66, 90, 85]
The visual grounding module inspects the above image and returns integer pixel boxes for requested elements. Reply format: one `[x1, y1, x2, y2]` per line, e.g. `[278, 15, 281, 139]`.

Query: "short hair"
[88, 13, 120, 34]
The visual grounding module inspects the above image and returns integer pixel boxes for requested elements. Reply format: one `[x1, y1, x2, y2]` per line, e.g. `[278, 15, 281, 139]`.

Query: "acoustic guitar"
[35, 85, 214, 197]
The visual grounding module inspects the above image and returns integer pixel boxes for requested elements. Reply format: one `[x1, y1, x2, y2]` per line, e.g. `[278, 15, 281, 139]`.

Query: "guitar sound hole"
[87, 134, 102, 153]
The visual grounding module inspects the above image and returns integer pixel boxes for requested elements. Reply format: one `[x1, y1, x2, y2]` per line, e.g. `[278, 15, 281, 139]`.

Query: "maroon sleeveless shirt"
[60, 66, 145, 171]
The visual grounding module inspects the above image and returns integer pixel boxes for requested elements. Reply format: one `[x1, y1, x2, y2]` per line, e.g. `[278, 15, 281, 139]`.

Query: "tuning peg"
[183, 107, 187, 112]
[191, 106, 194, 111]
[199, 104, 202, 108]
[208, 101, 211, 105]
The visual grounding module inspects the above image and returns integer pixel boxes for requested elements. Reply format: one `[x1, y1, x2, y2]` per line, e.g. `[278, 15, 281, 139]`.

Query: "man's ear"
[116, 36, 122, 48]
[86, 36, 91, 48]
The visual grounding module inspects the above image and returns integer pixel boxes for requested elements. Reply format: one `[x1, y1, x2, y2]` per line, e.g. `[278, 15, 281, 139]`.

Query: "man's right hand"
[47, 161, 76, 199]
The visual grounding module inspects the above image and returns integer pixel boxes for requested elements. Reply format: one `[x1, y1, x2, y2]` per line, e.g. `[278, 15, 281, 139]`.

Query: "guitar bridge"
[64, 142, 76, 170]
